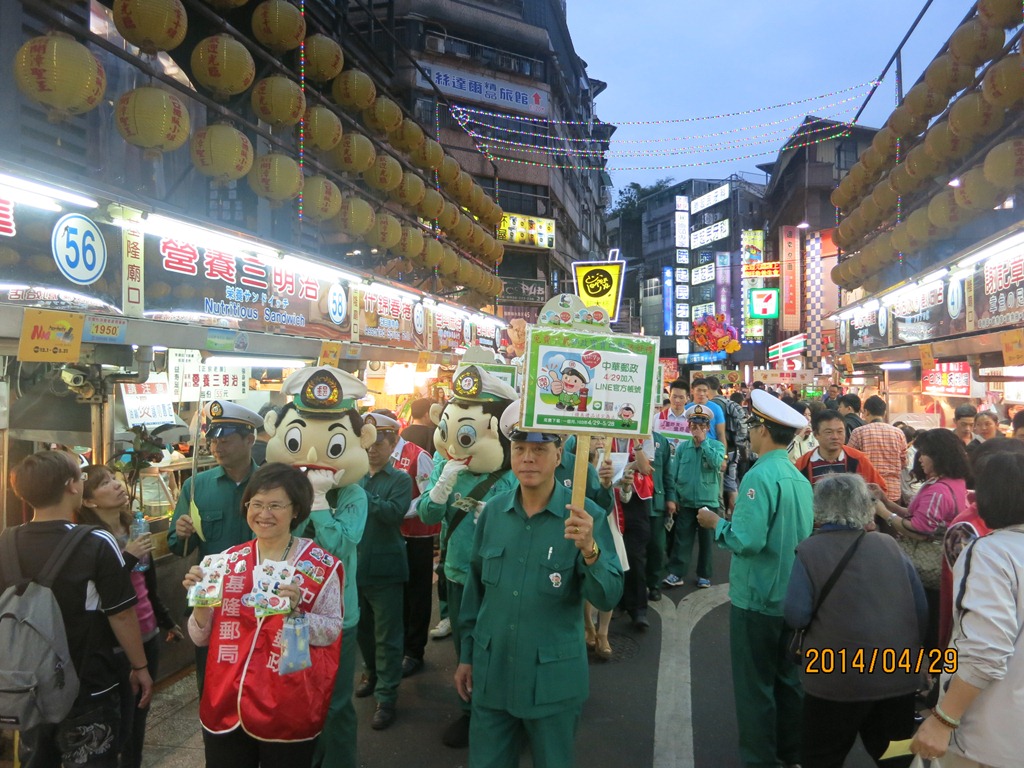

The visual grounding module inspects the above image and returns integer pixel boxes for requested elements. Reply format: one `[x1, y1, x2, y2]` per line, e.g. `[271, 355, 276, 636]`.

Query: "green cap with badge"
[451, 364, 518, 404]
[280, 365, 367, 415]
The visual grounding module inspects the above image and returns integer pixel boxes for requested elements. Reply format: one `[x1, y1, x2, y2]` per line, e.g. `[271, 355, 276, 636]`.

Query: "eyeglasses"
[245, 501, 292, 514]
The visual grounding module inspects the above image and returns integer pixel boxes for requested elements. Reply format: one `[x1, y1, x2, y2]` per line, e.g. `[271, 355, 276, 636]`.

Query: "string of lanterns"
[12, 0, 505, 307]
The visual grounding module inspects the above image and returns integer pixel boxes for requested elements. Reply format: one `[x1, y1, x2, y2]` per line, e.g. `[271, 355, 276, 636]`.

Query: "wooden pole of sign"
[570, 434, 591, 509]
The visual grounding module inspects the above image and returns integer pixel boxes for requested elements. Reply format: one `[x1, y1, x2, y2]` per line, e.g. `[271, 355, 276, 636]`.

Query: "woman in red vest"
[183, 463, 343, 766]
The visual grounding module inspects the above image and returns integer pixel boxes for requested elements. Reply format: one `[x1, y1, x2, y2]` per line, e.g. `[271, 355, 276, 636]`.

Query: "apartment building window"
[481, 180, 549, 216]
[836, 141, 858, 171]
[642, 277, 662, 298]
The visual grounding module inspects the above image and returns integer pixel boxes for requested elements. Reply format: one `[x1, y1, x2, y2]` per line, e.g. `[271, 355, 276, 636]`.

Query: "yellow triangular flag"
[191, 496, 205, 542]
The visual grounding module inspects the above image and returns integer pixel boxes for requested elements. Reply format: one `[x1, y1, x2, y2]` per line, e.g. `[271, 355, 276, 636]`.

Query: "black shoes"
[632, 610, 650, 630]
[371, 703, 396, 730]
[442, 713, 471, 748]
[401, 656, 424, 678]
[355, 673, 377, 698]
[648, 587, 662, 602]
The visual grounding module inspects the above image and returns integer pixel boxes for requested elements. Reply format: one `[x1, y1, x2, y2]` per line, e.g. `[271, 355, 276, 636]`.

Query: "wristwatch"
[583, 542, 600, 563]
[888, 512, 900, 526]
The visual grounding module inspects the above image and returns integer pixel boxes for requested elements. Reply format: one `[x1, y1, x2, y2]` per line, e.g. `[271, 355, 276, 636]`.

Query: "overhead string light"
[455, 80, 879, 127]
[297, 0, 306, 221]
[469, 108, 860, 158]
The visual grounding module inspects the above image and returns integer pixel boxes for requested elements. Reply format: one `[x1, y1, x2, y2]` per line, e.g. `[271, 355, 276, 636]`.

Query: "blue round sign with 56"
[51, 213, 106, 285]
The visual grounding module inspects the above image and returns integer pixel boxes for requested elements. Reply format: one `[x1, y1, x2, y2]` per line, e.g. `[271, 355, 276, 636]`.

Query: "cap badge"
[364, 414, 378, 427]
[301, 370, 342, 410]
[453, 369, 482, 399]
[209, 401, 224, 418]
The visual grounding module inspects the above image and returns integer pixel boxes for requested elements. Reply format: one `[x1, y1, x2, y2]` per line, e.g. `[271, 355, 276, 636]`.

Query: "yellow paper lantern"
[191, 35, 255, 99]
[832, 226, 851, 250]
[836, 218, 859, 249]
[332, 69, 376, 112]
[492, 242, 504, 265]
[396, 226, 425, 260]
[336, 196, 375, 236]
[928, 189, 977, 230]
[438, 202, 460, 231]
[367, 213, 402, 250]
[906, 143, 943, 180]
[362, 154, 403, 192]
[860, 146, 886, 175]
[421, 238, 443, 268]
[452, 214, 474, 245]
[845, 206, 868, 238]
[415, 188, 445, 220]
[389, 172, 426, 208]
[304, 105, 342, 151]
[858, 195, 883, 228]
[871, 179, 900, 217]
[949, 19, 1005, 67]
[304, 34, 343, 82]
[924, 120, 972, 163]
[252, 0, 305, 53]
[830, 184, 852, 211]
[14, 34, 106, 122]
[983, 138, 1024, 189]
[411, 138, 444, 171]
[872, 126, 899, 160]
[954, 166, 1003, 210]
[438, 246, 460, 276]
[115, 86, 190, 158]
[326, 132, 376, 174]
[889, 221, 920, 255]
[982, 54, 1024, 109]
[113, 0, 187, 54]
[451, 171, 474, 205]
[887, 105, 923, 138]
[490, 277, 504, 297]
[863, 275, 886, 294]
[191, 124, 253, 183]
[438, 156, 461, 186]
[248, 153, 303, 204]
[455, 259, 476, 286]
[925, 54, 976, 98]
[888, 163, 922, 196]
[847, 161, 871, 192]
[363, 96, 403, 135]
[949, 91, 1005, 139]
[830, 262, 846, 285]
[978, 0, 1024, 28]
[467, 224, 487, 253]
[903, 82, 946, 119]
[906, 206, 950, 242]
[469, 184, 486, 214]
[251, 76, 305, 127]
[390, 120, 425, 156]
[301, 175, 342, 222]
[480, 234, 499, 262]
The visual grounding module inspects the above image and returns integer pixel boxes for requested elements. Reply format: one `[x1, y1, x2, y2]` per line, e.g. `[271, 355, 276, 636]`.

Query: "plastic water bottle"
[130, 510, 150, 572]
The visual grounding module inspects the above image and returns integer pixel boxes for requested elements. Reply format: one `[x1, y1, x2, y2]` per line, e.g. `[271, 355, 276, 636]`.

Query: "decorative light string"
[471, 109, 859, 159]
[452, 92, 870, 146]
[455, 81, 879, 127]
[297, 0, 306, 220]
[483, 128, 854, 172]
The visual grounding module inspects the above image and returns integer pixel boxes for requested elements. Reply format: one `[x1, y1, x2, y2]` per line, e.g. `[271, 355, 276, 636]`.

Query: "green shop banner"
[521, 327, 659, 436]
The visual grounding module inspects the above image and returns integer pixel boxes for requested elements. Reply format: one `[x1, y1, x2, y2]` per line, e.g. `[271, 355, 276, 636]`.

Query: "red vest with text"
[398, 441, 440, 537]
[200, 538, 342, 741]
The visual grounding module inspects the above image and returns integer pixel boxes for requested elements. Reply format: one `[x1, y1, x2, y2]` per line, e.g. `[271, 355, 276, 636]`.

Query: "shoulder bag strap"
[809, 530, 866, 624]
[0, 527, 24, 585]
[37, 525, 96, 589]
[441, 471, 504, 552]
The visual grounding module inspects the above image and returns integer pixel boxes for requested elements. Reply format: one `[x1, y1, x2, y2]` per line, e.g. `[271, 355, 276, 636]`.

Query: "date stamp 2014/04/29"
[803, 648, 958, 675]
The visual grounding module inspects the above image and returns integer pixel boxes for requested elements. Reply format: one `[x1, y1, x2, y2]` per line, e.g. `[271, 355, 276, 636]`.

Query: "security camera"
[61, 367, 89, 388]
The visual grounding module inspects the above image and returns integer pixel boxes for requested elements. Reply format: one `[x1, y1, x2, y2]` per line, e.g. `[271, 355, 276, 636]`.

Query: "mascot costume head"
[264, 365, 376, 488]
[431, 364, 518, 474]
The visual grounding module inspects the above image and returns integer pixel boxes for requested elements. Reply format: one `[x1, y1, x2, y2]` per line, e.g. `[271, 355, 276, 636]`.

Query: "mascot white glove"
[429, 459, 468, 504]
[308, 468, 340, 511]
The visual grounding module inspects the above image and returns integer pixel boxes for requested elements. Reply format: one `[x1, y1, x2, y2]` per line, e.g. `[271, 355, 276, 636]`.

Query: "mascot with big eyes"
[264, 365, 373, 768]
[416, 364, 519, 748]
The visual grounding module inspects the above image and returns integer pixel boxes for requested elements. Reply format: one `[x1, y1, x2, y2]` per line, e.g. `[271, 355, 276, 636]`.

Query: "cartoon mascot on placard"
[264, 365, 373, 767]
[416, 364, 519, 748]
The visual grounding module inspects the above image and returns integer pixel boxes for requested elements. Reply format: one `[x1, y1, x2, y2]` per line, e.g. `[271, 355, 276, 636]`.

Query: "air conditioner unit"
[425, 35, 445, 54]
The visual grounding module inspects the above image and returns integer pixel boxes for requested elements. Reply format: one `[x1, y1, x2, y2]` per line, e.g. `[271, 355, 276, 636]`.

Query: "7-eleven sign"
[749, 287, 780, 319]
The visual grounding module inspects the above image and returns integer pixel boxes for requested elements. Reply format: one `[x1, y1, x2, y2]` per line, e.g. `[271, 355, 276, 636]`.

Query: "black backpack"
[0, 525, 95, 731]
[713, 395, 749, 452]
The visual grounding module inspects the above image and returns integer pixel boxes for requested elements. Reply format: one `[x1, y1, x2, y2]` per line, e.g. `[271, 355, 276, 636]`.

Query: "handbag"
[788, 531, 866, 663]
[897, 535, 944, 590]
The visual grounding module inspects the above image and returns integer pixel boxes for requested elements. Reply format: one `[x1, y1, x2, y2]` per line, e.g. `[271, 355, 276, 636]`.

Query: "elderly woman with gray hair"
[784, 473, 928, 768]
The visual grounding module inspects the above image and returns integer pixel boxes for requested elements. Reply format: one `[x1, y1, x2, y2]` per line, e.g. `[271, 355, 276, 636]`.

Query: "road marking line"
[650, 585, 731, 768]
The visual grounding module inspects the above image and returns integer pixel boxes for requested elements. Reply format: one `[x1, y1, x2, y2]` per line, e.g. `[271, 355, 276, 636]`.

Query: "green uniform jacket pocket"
[535, 640, 582, 705]
[481, 545, 504, 586]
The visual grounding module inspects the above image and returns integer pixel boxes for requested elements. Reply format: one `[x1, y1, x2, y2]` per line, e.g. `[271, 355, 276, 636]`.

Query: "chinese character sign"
[497, 214, 556, 249]
[121, 376, 177, 429]
[522, 328, 658, 436]
[416, 61, 549, 116]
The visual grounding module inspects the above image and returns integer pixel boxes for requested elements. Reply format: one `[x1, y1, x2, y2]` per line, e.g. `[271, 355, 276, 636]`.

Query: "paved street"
[141, 546, 880, 768]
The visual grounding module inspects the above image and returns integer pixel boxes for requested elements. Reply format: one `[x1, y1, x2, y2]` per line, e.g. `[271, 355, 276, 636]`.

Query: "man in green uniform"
[417, 365, 519, 748]
[697, 390, 813, 768]
[263, 365, 374, 768]
[168, 399, 262, 693]
[354, 413, 413, 730]
[665, 405, 725, 589]
[454, 404, 623, 768]
[557, 435, 614, 509]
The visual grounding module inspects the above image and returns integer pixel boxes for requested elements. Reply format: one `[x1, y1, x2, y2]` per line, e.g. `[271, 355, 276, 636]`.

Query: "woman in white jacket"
[911, 450, 1024, 767]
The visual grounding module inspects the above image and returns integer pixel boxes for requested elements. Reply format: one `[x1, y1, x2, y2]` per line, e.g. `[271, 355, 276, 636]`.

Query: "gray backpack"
[0, 525, 94, 731]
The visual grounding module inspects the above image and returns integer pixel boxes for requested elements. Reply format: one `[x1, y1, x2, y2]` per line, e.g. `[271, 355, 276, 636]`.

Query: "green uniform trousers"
[469, 703, 581, 768]
[667, 507, 715, 580]
[646, 515, 667, 589]
[312, 633, 358, 768]
[729, 605, 803, 768]
[357, 582, 405, 705]
[447, 579, 470, 713]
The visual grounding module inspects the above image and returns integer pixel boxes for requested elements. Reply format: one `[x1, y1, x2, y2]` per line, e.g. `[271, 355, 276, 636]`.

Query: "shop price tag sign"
[1001, 328, 1024, 367]
[121, 375, 176, 429]
[18, 308, 84, 362]
[82, 315, 127, 344]
[319, 340, 342, 367]
[521, 327, 658, 436]
[919, 344, 936, 372]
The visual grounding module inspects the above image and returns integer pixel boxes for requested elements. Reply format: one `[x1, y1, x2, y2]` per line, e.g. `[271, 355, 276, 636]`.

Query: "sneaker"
[430, 618, 452, 639]
[696, 578, 712, 588]
[662, 574, 684, 588]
